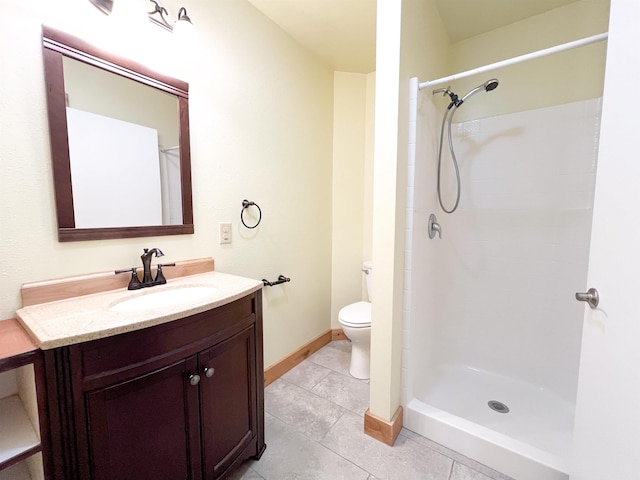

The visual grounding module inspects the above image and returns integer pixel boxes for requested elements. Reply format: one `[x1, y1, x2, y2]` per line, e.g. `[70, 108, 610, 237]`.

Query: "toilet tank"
[363, 260, 373, 301]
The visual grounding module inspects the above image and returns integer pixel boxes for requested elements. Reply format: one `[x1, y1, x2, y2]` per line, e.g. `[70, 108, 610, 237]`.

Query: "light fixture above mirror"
[148, 1, 193, 32]
[88, 0, 194, 32]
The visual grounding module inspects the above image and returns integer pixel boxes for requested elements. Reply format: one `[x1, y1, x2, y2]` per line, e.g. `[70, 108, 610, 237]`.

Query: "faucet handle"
[115, 267, 143, 290]
[154, 263, 175, 285]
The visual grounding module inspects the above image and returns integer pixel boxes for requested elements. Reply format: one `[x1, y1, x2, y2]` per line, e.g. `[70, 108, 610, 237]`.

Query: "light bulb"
[110, 0, 149, 28]
[108, 0, 150, 60]
[172, 7, 196, 80]
[173, 8, 195, 40]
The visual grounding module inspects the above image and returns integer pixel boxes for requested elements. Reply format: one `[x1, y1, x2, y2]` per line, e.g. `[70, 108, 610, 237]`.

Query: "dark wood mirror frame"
[42, 25, 194, 242]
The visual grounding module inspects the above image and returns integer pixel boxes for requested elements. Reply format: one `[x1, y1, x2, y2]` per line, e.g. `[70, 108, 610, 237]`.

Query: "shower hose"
[436, 103, 462, 214]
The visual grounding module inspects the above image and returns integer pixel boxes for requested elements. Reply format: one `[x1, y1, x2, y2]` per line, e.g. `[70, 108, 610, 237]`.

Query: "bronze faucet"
[116, 248, 175, 290]
[141, 248, 164, 283]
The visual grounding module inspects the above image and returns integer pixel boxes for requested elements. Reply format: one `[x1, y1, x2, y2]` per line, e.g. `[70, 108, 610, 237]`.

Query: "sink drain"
[488, 400, 509, 414]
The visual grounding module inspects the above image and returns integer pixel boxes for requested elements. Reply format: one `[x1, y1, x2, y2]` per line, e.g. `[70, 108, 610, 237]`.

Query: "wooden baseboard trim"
[20, 258, 214, 306]
[264, 330, 332, 387]
[364, 406, 403, 446]
[331, 328, 347, 341]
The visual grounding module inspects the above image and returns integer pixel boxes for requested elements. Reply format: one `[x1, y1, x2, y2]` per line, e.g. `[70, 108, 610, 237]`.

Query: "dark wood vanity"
[13, 259, 266, 480]
[32, 18, 268, 477]
[41, 290, 265, 480]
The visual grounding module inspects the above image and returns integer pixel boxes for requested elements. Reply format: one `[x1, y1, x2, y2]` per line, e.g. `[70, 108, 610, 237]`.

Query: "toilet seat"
[338, 301, 371, 328]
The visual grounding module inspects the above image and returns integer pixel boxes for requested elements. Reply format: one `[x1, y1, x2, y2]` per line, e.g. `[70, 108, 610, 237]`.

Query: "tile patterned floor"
[231, 340, 515, 480]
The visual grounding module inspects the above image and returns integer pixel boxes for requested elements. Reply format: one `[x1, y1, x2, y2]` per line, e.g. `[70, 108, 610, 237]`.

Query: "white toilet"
[338, 261, 372, 380]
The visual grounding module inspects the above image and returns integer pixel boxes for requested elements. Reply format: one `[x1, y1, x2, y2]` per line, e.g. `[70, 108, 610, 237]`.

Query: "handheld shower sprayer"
[484, 79, 499, 91]
[459, 78, 500, 104]
[433, 78, 500, 214]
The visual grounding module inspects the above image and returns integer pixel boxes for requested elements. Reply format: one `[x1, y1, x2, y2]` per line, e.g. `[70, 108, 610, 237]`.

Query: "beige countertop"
[16, 271, 263, 350]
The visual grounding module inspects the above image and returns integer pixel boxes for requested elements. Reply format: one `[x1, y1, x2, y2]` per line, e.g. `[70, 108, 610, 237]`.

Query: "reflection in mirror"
[42, 26, 193, 241]
[63, 57, 183, 228]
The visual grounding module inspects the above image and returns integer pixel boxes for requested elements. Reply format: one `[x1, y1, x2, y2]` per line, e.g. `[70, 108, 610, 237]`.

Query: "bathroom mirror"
[42, 26, 193, 241]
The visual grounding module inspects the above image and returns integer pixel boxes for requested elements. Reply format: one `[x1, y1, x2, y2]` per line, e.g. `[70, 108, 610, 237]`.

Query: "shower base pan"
[404, 365, 574, 480]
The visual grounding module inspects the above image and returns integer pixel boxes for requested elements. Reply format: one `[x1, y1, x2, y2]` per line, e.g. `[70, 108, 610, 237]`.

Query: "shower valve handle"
[428, 214, 442, 240]
[575, 288, 599, 309]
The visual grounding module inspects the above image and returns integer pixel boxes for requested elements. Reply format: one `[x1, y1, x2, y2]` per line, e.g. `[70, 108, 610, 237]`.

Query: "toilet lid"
[339, 301, 371, 328]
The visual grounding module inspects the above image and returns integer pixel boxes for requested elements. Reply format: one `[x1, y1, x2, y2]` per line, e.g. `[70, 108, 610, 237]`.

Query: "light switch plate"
[219, 222, 232, 244]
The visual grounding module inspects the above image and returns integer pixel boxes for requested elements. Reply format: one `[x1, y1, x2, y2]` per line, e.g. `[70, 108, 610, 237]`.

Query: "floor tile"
[308, 342, 352, 376]
[311, 370, 370, 415]
[401, 428, 514, 480]
[328, 339, 352, 353]
[450, 462, 498, 480]
[244, 341, 514, 480]
[252, 413, 369, 480]
[227, 462, 265, 480]
[264, 379, 345, 441]
[321, 411, 453, 480]
[281, 359, 332, 390]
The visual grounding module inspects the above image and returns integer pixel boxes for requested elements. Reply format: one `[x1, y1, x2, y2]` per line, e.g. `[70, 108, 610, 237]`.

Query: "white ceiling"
[248, 0, 580, 73]
[248, 0, 377, 73]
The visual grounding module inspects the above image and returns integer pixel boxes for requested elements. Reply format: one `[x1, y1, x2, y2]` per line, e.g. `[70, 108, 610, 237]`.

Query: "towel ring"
[241, 199, 262, 229]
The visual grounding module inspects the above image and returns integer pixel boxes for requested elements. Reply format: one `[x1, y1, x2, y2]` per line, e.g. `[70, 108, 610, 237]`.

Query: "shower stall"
[403, 36, 605, 480]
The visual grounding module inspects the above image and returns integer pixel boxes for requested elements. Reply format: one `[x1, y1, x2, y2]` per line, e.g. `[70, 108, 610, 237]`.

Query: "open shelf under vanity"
[0, 319, 44, 480]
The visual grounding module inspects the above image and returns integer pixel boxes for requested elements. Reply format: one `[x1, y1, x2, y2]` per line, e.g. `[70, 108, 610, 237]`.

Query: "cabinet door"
[199, 326, 257, 478]
[85, 357, 202, 480]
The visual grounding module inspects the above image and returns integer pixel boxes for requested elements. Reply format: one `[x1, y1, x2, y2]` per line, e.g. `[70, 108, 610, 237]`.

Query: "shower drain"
[488, 400, 509, 414]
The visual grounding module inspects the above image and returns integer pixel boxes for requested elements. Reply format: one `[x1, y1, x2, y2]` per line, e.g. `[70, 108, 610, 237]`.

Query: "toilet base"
[349, 340, 370, 380]
[338, 301, 372, 380]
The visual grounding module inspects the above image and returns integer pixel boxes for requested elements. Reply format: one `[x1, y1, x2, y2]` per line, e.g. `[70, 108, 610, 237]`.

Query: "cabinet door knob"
[203, 366, 215, 378]
[189, 374, 201, 386]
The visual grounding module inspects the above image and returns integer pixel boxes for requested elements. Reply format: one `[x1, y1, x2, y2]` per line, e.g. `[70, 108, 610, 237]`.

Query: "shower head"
[459, 78, 500, 103]
[485, 79, 499, 91]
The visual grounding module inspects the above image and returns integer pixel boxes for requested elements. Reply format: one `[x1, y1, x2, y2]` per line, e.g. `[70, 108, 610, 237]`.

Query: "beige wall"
[445, 0, 610, 121]
[0, 0, 334, 369]
[369, 0, 451, 420]
[363, 73, 376, 269]
[403, 0, 452, 84]
[330, 71, 375, 328]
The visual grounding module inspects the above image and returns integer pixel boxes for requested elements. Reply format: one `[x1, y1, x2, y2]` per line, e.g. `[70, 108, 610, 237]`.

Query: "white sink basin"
[109, 286, 217, 313]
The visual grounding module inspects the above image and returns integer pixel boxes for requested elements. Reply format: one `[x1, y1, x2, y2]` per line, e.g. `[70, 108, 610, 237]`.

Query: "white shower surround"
[403, 78, 601, 480]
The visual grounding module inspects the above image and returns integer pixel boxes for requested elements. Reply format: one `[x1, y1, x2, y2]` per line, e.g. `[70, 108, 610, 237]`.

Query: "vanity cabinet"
[42, 291, 265, 480]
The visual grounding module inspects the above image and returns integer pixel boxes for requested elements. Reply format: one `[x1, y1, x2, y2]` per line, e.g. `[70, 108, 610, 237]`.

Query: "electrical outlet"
[219, 222, 232, 244]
